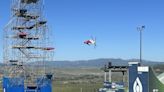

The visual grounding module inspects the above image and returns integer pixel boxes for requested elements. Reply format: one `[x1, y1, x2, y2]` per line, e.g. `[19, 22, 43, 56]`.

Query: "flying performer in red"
[84, 37, 96, 47]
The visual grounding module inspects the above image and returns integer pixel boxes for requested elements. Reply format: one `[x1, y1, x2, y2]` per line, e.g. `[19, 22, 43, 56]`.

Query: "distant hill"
[42, 58, 164, 68]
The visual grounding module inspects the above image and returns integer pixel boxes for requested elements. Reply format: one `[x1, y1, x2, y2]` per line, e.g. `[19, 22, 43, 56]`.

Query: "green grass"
[53, 82, 102, 92]
[149, 68, 164, 92]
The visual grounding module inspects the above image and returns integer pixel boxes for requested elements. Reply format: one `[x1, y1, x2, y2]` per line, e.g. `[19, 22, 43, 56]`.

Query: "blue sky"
[0, 0, 164, 61]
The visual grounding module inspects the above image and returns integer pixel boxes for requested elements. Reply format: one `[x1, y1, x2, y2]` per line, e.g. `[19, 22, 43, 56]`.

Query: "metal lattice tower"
[3, 0, 54, 87]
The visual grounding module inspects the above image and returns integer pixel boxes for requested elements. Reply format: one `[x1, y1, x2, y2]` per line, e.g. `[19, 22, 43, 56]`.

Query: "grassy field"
[53, 82, 102, 92]
[52, 68, 124, 92]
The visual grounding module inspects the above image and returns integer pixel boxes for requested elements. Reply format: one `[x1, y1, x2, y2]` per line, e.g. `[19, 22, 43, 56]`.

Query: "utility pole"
[137, 26, 145, 64]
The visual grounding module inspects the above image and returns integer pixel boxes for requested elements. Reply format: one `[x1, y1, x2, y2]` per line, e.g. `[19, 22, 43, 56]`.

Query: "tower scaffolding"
[3, 0, 54, 92]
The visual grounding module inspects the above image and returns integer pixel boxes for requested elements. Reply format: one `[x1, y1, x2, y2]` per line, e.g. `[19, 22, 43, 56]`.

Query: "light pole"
[137, 26, 145, 64]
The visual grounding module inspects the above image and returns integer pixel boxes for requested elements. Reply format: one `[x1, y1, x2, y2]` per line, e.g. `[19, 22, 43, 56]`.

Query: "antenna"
[137, 25, 145, 65]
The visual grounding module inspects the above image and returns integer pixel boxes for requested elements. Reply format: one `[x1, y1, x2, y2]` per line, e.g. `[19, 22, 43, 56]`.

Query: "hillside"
[43, 58, 164, 68]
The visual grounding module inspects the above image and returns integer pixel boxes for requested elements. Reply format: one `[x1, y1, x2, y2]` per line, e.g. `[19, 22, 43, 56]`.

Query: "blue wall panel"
[138, 72, 149, 92]
[129, 64, 138, 92]
[3, 77, 24, 92]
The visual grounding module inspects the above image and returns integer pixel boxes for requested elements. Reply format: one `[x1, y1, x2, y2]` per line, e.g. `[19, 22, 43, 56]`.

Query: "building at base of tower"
[3, 74, 53, 92]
